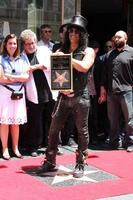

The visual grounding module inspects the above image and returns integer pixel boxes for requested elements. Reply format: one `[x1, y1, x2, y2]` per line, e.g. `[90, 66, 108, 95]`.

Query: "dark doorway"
[81, 0, 128, 51]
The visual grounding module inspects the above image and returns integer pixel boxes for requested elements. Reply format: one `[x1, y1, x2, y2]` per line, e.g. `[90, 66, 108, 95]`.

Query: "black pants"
[42, 100, 55, 147]
[45, 93, 90, 163]
[88, 95, 99, 143]
[24, 101, 46, 150]
[61, 112, 78, 145]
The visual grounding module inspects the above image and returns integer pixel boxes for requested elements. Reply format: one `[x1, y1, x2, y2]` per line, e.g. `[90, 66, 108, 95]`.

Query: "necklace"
[8, 59, 16, 74]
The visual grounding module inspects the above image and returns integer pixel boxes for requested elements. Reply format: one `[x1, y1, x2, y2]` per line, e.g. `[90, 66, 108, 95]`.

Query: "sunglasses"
[68, 28, 80, 34]
[44, 30, 52, 33]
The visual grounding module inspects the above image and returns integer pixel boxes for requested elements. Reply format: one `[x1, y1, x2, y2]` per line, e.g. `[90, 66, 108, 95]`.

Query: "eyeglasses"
[68, 28, 80, 34]
[24, 42, 36, 46]
[44, 30, 52, 33]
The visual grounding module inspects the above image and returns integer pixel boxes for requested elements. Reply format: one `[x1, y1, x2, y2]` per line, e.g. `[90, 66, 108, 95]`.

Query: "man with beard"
[100, 30, 133, 152]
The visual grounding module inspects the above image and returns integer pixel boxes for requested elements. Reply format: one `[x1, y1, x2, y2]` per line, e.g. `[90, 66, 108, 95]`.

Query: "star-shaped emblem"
[40, 165, 98, 185]
[53, 71, 69, 87]
[23, 163, 118, 187]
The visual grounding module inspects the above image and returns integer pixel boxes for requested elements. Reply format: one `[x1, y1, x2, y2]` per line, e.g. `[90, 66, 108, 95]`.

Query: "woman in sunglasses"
[36, 15, 95, 178]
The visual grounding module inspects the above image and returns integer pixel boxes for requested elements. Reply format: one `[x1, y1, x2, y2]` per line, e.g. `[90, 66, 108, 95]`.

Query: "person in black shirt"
[53, 23, 68, 53]
[53, 24, 78, 147]
[100, 30, 133, 152]
[88, 40, 109, 145]
[20, 29, 53, 156]
[36, 15, 95, 178]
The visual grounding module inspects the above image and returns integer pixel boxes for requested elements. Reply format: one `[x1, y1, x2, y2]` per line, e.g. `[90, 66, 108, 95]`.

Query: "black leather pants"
[45, 93, 90, 164]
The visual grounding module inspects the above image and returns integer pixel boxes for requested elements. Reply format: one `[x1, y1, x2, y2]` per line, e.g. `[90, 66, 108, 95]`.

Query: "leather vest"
[73, 50, 89, 94]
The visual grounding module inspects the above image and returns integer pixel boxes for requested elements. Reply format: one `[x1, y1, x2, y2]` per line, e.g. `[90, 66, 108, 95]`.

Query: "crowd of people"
[0, 14, 133, 178]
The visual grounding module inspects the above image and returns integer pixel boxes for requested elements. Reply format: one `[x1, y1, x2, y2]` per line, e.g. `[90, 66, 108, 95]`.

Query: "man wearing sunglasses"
[38, 24, 54, 52]
[100, 40, 114, 62]
[36, 15, 95, 178]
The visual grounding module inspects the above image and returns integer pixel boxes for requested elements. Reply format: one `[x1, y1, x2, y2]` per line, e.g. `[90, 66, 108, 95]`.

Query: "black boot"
[73, 150, 88, 178]
[36, 150, 57, 174]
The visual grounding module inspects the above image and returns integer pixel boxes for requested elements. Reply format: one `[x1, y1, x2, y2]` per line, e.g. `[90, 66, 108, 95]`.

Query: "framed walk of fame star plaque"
[51, 54, 73, 90]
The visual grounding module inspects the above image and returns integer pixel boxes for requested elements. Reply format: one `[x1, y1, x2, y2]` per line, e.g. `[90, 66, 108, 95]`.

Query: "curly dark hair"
[60, 26, 88, 54]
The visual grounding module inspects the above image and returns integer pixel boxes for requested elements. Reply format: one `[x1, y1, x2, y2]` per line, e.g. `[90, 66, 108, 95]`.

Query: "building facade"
[0, 0, 133, 45]
[0, 0, 77, 42]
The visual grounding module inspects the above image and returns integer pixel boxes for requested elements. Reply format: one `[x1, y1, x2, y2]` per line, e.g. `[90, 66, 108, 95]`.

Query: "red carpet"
[0, 150, 133, 200]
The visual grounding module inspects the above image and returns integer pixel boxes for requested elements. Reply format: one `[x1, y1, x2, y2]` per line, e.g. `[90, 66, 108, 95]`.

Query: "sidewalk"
[0, 144, 133, 200]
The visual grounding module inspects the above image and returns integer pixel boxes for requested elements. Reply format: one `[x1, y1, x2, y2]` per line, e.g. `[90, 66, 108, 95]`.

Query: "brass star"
[53, 71, 69, 87]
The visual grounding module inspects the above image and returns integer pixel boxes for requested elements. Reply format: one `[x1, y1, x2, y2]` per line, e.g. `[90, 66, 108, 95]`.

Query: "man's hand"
[98, 86, 107, 104]
[60, 89, 74, 95]
[29, 64, 47, 72]
[52, 51, 64, 56]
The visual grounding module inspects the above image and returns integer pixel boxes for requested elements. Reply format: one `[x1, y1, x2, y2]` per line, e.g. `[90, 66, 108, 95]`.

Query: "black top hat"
[69, 15, 88, 32]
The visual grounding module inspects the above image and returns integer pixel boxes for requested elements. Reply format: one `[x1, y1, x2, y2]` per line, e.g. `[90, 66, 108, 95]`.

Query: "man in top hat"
[36, 15, 95, 178]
